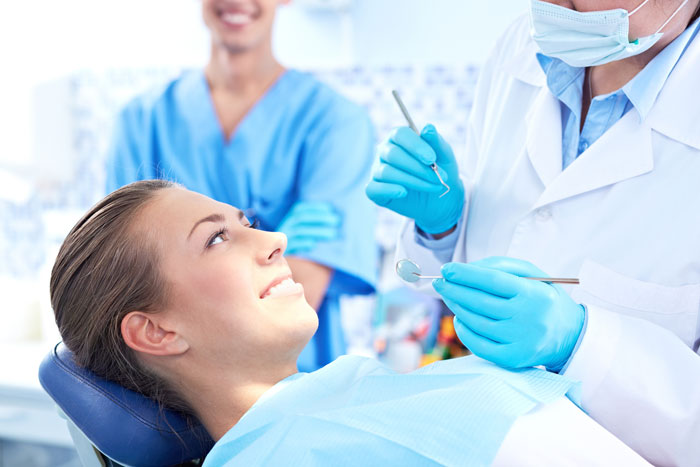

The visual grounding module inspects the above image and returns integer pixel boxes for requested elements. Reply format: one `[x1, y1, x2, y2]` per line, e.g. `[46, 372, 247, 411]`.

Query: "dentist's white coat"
[398, 16, 700, 466]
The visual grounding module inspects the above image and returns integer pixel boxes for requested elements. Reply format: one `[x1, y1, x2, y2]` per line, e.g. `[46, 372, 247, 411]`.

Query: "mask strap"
[629, 0, 652, 16]
[654, 0, 690, 33]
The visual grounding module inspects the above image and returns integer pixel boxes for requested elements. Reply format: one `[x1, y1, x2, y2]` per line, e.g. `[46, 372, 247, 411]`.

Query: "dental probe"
[391, 90, 451, 198]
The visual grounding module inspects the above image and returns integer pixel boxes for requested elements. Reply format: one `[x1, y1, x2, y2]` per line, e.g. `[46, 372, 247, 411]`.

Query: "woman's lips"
[260, 277, 304, 300]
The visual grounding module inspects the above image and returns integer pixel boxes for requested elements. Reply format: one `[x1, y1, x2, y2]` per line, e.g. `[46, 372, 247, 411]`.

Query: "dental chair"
[38, 343, 214, 467]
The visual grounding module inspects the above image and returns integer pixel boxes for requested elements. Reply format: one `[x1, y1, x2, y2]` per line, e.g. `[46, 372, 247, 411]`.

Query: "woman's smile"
[260, 276, 304, 300]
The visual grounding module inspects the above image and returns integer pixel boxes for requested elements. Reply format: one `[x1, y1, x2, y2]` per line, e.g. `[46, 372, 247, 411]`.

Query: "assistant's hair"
[50, 179, 193, 417]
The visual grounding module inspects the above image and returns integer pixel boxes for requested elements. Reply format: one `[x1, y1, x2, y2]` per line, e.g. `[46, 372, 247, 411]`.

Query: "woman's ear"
[121, 311, 189, 356]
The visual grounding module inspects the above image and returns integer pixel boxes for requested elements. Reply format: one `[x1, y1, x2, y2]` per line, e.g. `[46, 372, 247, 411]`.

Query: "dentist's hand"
[433, 257, 585, 372]
[277, 202, 341, 255]
[365, 124, 465, 235]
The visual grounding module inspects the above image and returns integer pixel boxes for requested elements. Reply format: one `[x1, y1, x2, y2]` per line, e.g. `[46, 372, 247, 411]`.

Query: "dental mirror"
[396, 259, 441, 283]
[395, 258, 580, 285]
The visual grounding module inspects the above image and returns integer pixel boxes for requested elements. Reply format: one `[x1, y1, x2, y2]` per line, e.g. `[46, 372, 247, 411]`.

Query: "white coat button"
[535, 207, 552, 221]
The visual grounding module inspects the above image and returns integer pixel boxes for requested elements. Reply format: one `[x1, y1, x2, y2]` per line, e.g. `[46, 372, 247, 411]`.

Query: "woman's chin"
[261, 289, 310, 309]
[299, 301, 320, 331]
[262, 293, 318, 324]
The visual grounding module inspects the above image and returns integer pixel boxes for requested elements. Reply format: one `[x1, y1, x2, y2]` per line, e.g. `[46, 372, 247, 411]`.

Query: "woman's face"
[137, 187, 318, 369]
[538, 0, 696, 40]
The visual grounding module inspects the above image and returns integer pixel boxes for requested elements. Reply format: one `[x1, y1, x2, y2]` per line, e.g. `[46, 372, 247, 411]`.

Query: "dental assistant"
[106, 0, 377, 372]
[367, 0, 700, 465]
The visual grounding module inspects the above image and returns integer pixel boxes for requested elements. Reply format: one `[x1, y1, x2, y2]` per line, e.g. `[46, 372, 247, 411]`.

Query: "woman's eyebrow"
[188, 213, 225, 239]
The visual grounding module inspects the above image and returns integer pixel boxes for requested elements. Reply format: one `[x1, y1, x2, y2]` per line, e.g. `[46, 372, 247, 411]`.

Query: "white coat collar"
[502, 37, 546, 88]
[531, 109, 654, 209]
[504, 18, 700, 151]
[502, 23, 699, 208]
[645, 25, 700, 150]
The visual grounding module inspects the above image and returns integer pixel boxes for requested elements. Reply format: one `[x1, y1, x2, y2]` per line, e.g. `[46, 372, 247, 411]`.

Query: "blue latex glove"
[365, 124, 465, 234]
[277, 202, 341, 255]
[433, 257, 585, 372]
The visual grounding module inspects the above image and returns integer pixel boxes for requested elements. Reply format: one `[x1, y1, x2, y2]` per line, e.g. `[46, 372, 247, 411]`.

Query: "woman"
[50, 181, 647, 466]
[366, 1, 700, 465]
[106, 0, 377, 373]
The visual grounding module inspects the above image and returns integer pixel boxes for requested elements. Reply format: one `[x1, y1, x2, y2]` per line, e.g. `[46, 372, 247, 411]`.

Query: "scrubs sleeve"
[562, 304, 700, 466]
[294, 104, 378, 295]
[105, 100, 156, 193]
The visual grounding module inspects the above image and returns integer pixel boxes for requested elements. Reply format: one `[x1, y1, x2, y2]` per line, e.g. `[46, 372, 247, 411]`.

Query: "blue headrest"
[38, 343, 213, 467]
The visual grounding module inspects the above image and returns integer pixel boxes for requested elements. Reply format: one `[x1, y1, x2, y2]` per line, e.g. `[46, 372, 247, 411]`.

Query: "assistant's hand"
[365, 124, 465, 234]
[277, 202, 341, 255]
[433, 257, 585, 372]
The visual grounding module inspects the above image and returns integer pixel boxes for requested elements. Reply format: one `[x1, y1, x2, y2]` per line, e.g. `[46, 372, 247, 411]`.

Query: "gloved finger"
[470, 256, 549, 279]
[285, 226, 338, 240]
[373, 163, 445, 193]
[388, 126, 437, 166]
[442, 298, 513, 344]
[441, 262, 522, 299]
[433, 278, 514, 320]
[378, 143, 448, 183]
[281, 203, 338, 228]
[287, 202, 337, 217]
[285, 239, 317, 255]
[453, 317, 509, 361]
[365, 180, 408, 206]
[420, 124, 456, 167]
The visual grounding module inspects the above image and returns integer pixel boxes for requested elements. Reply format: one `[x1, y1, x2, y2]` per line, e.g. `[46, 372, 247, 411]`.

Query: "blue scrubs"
[106, 70, 377, 371]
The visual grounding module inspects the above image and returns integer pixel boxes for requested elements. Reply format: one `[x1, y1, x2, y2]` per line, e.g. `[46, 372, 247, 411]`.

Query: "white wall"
[275, 0, 528, 67]
[352, 0, 527, 66]
[0, 0, 209, 170]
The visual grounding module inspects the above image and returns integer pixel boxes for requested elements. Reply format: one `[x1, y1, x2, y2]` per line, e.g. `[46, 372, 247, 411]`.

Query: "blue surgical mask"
[530, 0, 689, 67]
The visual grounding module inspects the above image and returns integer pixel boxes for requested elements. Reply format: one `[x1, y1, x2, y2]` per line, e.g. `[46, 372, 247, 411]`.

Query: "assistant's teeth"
[222, 12, 252, 25]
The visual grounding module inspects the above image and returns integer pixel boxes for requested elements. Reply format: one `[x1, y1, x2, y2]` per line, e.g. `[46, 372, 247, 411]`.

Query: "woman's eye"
[207, 229, 228, 248]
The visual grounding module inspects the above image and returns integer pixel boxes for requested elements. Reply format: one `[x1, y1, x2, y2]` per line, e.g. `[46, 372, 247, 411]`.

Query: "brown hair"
[50, 179, 193, 416]
[691, 2, 700, 25]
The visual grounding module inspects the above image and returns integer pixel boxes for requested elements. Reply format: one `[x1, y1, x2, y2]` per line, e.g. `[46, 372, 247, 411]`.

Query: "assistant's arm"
[562, 305, 700, 466]
[287, 257, 333, 310]
[105, 102, 154, 192]
[291, 102, 378, 300]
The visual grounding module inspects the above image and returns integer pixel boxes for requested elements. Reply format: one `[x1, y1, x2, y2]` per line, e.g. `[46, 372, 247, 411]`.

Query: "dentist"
[367, 1, 700, 464]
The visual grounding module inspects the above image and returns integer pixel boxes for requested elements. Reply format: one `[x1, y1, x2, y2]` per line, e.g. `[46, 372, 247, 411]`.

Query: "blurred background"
[0, 0, 524, 464]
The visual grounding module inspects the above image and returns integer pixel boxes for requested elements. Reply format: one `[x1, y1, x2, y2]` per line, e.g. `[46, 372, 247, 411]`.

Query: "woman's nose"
[263, 231, 287, 263]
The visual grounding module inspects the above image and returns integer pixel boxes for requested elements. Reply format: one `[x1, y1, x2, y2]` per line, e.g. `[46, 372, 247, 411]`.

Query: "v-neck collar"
[179, 68, 295, 148]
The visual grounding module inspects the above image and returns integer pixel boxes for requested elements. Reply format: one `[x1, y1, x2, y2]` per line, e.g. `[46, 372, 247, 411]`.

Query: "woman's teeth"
[262, 278, 302, 299]
[222, 12, 253, 26]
